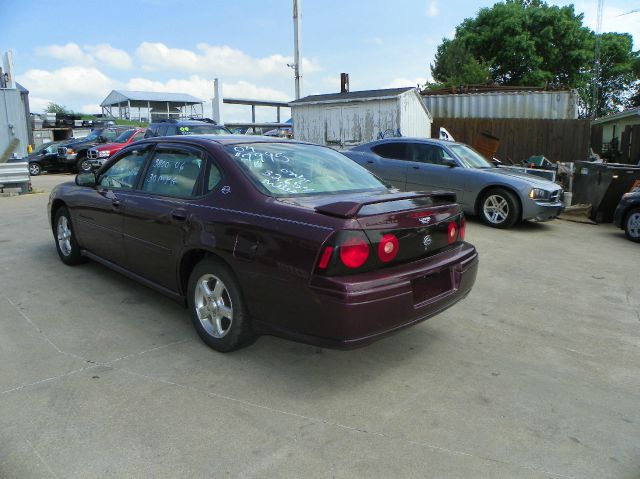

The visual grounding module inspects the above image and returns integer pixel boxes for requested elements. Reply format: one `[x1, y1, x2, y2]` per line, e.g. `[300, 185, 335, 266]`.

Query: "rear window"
[225, 143, 387, 196]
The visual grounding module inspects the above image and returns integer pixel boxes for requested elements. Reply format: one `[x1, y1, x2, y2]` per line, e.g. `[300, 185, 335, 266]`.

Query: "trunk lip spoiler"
[314, 191, 457, 218]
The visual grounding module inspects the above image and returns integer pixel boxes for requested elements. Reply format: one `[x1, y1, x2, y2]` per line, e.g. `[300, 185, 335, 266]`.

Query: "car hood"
[94, 142, 124, 151]
[481, 167, 560, 189]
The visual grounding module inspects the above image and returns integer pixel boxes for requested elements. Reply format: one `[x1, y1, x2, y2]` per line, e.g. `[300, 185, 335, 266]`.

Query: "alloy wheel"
[627, 212, 640, 239]
[194, 274, 234, 338]
[29, 163, 41, 175]
[483, 194, 509, 224]
[57, 216, 73, 256]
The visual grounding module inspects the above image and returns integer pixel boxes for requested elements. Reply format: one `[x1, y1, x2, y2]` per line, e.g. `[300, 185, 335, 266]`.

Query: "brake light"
[318, 246, 333, 270]
[377, 234, 399, 263]
[339, 237, 370, 268]
[459, 217, 466, 241]
[447, 221, 458, 244]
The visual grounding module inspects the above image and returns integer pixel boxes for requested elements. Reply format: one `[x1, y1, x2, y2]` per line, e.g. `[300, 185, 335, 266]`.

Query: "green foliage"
[431, 39, 491, 86]
[45, 102, 71, 114]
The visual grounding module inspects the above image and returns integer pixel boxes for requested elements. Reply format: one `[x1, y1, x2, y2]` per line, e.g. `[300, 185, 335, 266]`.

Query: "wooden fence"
[431, 118, 591, 164]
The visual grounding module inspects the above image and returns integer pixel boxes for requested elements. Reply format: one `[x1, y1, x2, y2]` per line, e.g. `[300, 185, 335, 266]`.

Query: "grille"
[57, 147, 67, 156]
[550, 189, 563, 202]
[87, 149, 98, 159]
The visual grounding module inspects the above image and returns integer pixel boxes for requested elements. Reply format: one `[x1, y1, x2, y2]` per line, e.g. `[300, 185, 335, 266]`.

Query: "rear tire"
[28, 162, 41, 176]
[187, 258, 255, 352]
[53, 207, 86, 265]
[479, 188, 520, 229]
[624, 207, 640, 243]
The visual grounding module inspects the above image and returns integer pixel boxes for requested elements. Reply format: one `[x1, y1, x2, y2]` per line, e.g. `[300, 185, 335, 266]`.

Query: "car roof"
[143, 134, 310, 147]
[373, 137, 466, 147]
[150, 120, 226, 126]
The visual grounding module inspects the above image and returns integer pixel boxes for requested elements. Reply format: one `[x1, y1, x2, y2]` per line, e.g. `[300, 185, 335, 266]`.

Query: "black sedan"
[18, 142, 67, 175]
[613, 186, 640, 242]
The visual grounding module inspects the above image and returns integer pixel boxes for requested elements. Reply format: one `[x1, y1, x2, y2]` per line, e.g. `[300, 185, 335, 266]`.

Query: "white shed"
[289, 87, 432, 148]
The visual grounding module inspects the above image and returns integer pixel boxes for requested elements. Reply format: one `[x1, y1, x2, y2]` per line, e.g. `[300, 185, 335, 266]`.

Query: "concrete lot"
[1, 173, 639, 478]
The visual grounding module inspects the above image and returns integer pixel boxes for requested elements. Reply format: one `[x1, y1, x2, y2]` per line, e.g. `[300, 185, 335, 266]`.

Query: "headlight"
[66, 148, 75, 155]
[98, 150, 110, 157]
[528, 188, 551, 200]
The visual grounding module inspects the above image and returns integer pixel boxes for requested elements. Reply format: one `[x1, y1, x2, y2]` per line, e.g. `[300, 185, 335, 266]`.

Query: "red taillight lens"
[447, 221, 458, 244]
[377, 234, 399, 263]
[459, 217, 466, 241]
[318, 246, 333, 270]
[339, 237, 370, 268]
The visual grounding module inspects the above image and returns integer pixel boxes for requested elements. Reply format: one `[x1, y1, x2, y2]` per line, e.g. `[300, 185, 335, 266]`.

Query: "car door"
[404, 143, 464, 198]
[122, 144, 212, 290]
[73, 146, 152, 266]
[368, 142, 410, 189]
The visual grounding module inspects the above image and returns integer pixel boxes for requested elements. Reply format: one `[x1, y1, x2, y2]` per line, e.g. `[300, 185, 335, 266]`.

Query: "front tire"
[28, 162, 42, 176]
[480, 188, 520, 229]
[53, 207, 86, 265]
[624, 207, 640, 243]
[77, 157, 92, 173]
[187, 258, 255, 352]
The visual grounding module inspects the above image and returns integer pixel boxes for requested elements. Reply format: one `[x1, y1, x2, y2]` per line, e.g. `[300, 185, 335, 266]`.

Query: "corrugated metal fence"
[423, 90, 579, 120]
[431, 118, 591, 163]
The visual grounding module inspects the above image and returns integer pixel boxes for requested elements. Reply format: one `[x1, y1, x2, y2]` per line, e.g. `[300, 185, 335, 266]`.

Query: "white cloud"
[18, 66, 118, 113]
[81, 103, 102, 114]
[135, 42, 321, 77]
[85, 44, 133, 69]
[35, 42, 133, 69]
[28, 96, 52, 113]
[426, 0, 439, 18]
[35, 43, 93, 65]
[384, 77, 429, 89]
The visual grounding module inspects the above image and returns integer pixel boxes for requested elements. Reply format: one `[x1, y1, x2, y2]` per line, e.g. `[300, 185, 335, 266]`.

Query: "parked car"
[57, 126, 131, 173]
[15, 141, 65, 175]
[613, 186, 640, 242]
[86, 128, 146, 171]
[48, 136, 478, 352]
[144, 119, 231, 138]
[344, 138, 564, 228]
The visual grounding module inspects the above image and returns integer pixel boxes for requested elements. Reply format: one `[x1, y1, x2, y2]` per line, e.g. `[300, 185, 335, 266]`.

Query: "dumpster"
[571, 161, 640, 222]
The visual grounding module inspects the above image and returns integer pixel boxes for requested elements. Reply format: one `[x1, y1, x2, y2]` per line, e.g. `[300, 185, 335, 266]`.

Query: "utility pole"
[591, 0, 604, 119]
[293, 0, 302, 99]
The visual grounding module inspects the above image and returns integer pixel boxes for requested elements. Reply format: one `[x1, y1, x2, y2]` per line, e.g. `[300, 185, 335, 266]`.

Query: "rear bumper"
[264, 243, 478, 349]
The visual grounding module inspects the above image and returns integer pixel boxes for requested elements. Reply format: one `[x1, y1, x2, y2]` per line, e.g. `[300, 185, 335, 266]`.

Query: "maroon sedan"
[48, 136, 478, 352]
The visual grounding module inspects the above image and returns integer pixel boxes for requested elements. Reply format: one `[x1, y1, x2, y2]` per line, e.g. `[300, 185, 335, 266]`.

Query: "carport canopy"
[100, 90, 205, 121]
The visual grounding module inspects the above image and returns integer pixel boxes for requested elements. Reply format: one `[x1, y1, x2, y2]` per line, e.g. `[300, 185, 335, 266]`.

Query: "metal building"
[423, 89, 579, 120]
[100, 90, 205, 122]
[0, 85, 31, 159]
[289, 87, 432, 147]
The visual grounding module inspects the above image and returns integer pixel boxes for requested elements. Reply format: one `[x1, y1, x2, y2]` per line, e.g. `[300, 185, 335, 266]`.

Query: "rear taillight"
[377, 234, 399, 263]
[447, 221, 458, 244]
[339, 236, 370, 268]
[459, 217, 466, 241]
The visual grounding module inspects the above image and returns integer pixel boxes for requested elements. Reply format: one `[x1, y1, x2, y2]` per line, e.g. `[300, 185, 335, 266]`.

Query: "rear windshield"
[225, 143, 387, 196]
[177, 125, 229, 135]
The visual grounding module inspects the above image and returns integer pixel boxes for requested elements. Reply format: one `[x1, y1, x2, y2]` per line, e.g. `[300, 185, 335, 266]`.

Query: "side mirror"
[76, 172, 97, 187]
[442, 158, 458, 168]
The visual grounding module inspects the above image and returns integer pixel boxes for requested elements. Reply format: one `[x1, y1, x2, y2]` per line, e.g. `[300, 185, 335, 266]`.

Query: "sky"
[1, 0, 638, 122]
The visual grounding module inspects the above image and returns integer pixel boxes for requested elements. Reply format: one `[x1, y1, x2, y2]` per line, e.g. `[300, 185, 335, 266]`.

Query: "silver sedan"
[344, 138, 564, 228]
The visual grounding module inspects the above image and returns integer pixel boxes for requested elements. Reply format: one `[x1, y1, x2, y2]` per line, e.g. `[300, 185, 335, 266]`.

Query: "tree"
[45, 102, 71, 114]
[580, 33, 640, 117]
[431, 39, 490, 86]
[430, 0, 592, 87]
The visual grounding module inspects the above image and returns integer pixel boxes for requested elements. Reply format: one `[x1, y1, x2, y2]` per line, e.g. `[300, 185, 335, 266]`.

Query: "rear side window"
[372, 143, 407, 160]
[132, 131, 145, 142]
[141, 149, 204, 197]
